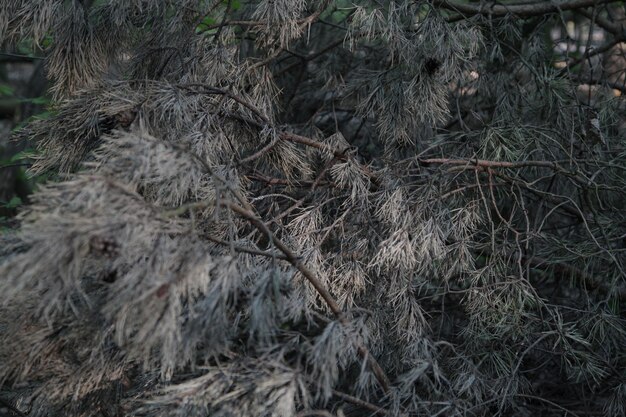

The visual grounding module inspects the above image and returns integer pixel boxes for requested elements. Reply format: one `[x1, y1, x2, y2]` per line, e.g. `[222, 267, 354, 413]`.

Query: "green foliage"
[2, 196, 22, 209]
[0, 83, 14, 97]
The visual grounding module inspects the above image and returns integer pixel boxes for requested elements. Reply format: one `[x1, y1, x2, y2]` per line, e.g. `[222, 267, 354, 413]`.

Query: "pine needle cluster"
[1, 1, 625, 416]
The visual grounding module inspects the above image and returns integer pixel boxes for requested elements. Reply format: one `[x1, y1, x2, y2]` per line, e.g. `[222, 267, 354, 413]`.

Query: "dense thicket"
[1, 1, 626, 416]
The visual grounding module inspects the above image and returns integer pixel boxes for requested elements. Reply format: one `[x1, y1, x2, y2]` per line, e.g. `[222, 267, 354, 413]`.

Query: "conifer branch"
[434, 0, 618, 18]
[225, 200, 392, 393]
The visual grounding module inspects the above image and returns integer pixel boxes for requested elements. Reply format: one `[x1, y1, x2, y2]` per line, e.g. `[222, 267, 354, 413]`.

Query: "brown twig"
[169, 144, 392, 393]
[223, 201, 392, 392]
[419, 157, 592, 186]
[182, 83, 378, 185]
[204, 234, 288, 260]
[268, 158, 338, 225]
[434, 0, 617, 18]
[332, 389, 389, 415]
[421, 157, 564, 170]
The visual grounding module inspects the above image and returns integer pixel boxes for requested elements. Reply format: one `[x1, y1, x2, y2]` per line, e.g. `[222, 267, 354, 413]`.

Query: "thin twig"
[332, 389, 389, 415]
[224, 201, 391, 392]
[168, 144, 392, 393]
[204, 234, 288, 260]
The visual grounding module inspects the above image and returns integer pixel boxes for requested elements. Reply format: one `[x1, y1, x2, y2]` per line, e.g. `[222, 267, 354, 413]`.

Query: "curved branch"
[434, 0, 619, 18]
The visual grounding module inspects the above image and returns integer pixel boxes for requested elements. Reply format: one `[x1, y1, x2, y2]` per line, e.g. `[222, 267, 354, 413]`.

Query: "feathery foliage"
[1, 1, 626, 416]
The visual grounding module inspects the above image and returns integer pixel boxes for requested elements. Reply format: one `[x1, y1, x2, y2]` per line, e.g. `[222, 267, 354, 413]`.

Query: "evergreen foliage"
[1, 1, 626, 416]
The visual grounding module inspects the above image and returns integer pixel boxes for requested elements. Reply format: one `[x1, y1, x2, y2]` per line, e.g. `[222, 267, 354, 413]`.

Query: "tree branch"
[224, 201, 392, 393]
[434, 0, 618, 18]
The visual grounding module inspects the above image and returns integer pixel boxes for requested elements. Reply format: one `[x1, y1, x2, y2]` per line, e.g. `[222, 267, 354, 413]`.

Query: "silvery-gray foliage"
[1, 1, 626, 416]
